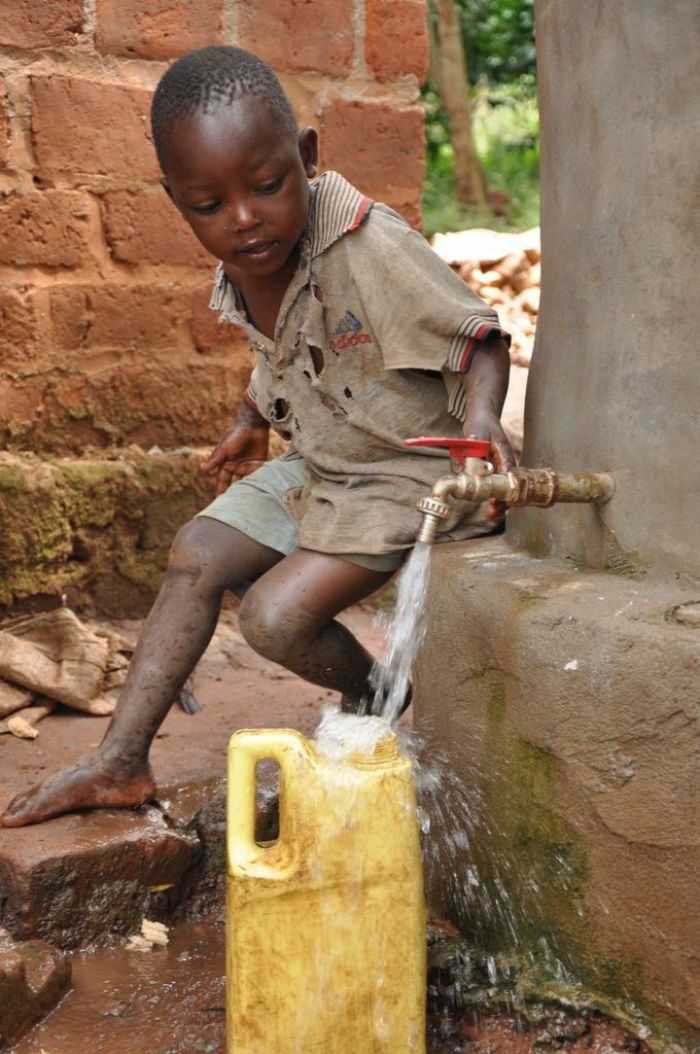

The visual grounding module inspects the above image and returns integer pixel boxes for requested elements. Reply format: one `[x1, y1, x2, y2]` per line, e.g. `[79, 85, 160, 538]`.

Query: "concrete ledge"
[0, 448, 216, 616]
[415, 538, 700, 1045]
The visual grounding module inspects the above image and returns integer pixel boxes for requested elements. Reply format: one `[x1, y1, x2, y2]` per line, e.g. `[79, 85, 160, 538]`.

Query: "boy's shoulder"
[313, 173, 458, 296]
[310, 171, 423, 261]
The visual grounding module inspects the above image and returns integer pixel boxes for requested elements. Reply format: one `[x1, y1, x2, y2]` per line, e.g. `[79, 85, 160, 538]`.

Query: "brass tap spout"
[406, 437, 615, 545]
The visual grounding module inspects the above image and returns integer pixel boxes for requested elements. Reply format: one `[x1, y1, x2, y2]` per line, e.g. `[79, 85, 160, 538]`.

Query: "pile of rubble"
[430, 227, 540, 368]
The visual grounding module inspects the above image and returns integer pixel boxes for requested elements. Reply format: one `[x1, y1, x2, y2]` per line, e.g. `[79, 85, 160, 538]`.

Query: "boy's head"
[151, 46, 298, 169]
[151, 46, 318, 284]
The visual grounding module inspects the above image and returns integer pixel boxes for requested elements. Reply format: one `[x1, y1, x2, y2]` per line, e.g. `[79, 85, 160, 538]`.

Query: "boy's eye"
[191, 201, 221, 214]
[257, 177, 283, 195]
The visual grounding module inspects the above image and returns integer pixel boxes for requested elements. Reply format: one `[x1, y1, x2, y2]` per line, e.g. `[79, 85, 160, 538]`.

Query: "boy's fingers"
[491, 436, 516, 474]
[216, 466, 234, 495]
[485, 498, 507, 524]
[201, 446, 225, 473]
[235, 459, 265, 478]
[212, 459, 263, 494]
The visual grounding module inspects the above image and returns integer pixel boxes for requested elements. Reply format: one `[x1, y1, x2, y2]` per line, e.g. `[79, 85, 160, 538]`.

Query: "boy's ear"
[298, 127, 318, 178]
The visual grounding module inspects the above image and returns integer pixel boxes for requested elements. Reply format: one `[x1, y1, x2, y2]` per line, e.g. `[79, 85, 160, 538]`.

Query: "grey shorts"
[196, 454, 405, 573]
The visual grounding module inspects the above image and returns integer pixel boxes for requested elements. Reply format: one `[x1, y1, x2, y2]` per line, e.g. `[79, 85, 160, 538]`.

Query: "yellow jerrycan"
[227, 718, 426, 1054]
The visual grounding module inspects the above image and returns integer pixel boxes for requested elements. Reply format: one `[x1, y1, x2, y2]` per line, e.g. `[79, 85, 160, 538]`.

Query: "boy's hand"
[462, 409, 516, 524]
[462, 407, 516, 474]
[201, 409, 270, 494]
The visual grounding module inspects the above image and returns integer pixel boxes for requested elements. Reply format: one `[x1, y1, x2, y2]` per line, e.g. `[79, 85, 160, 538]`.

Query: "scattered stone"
[666, 601, 700, 626]
[124, 934, 153, 953]
[0, 929, 71, 1048]
[431, 226, 540, 368]
[0, 700, 56, 739]
[141, 918, 169, 947]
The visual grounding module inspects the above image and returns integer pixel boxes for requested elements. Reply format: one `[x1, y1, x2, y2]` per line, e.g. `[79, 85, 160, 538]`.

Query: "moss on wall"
[0, 450, 216, 617]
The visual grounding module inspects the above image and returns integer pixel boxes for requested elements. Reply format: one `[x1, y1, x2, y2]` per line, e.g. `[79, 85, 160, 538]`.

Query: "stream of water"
[369, 540, 432, 724]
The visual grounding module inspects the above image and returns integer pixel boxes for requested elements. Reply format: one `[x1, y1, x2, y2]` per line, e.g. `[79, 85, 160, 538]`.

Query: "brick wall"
[0, 0, 428, 456]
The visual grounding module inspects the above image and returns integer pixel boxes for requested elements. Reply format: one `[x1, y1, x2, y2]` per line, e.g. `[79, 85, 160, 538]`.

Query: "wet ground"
[9, 921, 227, 1054]
[8, 916, 648, 1054]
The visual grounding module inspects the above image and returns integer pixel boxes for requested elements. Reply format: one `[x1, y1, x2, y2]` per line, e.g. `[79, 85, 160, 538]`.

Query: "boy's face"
[161, 97, 317, 286]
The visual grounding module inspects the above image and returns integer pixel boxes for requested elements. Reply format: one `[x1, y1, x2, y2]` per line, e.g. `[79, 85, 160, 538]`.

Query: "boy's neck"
[224, 243, 302, 340]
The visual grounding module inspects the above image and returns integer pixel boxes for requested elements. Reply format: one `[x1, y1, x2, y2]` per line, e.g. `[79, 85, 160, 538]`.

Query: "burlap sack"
[0, 608, 133, 715]
[0, 680, 34, 719]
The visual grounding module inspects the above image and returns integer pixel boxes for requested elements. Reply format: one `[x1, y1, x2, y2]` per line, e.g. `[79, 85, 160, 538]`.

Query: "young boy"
[1, 46, 514, 828]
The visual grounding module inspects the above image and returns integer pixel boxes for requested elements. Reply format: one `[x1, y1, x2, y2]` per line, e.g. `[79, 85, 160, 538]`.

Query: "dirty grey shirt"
[209, 172, 507, 556]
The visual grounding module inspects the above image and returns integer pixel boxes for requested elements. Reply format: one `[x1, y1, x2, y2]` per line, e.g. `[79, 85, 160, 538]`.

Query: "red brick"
[0, 0, 83, 49]
[189, 283, 250, 356]
[9, 360, 249, 453]
[0, 379, 44, 432]
[101, 189, 215, 267]
[0, 191, 93, 268]
[0, 288, 42, 369]
[31, 76, 159, 182]
[395, 196, 423, 231]
[320, 100, 425, 202]
[50, 283, 187, 353]
[95, 0, 223, 61]
[239, 0, 354, 76]
[0, 76, 8, 169]
[365, 0, 429, 83]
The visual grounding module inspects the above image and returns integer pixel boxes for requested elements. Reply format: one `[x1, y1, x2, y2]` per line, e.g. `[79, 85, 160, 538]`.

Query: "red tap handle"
[404, 435, 491, 468]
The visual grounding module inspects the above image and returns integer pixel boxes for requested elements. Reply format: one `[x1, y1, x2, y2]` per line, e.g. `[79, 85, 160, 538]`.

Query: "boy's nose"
[227, 200, 258, 231]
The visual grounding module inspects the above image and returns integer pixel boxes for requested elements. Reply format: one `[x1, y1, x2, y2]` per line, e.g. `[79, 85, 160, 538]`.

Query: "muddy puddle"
[9, 921, 226, 1054]
[9, 918, 648, 1054]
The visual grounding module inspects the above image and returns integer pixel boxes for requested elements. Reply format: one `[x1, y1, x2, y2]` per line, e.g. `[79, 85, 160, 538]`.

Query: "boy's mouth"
[235, 240, 278, 259]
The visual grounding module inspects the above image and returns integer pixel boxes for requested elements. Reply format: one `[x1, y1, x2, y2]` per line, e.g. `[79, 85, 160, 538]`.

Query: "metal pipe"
[416, 466, 615, 544]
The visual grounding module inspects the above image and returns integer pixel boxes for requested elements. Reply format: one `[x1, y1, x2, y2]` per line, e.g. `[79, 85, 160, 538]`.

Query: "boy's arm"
[461, 334, 515, 475]
[201, 398, 270, 495]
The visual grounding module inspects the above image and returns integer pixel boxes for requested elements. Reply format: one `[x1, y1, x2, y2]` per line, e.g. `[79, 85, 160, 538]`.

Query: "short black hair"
[151, 46, 298, 168]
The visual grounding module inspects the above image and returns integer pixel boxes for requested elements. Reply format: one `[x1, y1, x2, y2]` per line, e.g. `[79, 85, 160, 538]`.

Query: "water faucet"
[405, 436, 615, 544]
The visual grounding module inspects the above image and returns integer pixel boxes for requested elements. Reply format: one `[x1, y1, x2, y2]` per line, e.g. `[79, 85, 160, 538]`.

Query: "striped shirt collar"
[307, 170, 373, 257]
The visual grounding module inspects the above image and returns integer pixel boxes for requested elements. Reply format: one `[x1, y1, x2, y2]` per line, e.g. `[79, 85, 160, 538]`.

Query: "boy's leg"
[237, 548, 393, 709]
[0, 518, 284, 827]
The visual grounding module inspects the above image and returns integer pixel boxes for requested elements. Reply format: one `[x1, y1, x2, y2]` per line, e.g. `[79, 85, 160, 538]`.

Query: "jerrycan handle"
[227, 728, 312, 880]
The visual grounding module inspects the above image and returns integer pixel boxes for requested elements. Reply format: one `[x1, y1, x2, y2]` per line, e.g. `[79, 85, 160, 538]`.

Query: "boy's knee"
[168, 518, 209, 574]
[238, 587, 308, 666]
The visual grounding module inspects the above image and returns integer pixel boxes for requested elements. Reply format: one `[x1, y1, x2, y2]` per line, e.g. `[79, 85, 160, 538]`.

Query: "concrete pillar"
[511, 0, 700, 579]
[417, 1, 700, 1043]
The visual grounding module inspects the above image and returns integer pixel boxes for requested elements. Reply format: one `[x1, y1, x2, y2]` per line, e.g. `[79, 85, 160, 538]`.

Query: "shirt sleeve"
[345, 204, 510, 375]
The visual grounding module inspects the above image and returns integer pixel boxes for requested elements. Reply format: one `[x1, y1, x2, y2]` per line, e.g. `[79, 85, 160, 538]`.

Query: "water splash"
[315, 704, 392, 760]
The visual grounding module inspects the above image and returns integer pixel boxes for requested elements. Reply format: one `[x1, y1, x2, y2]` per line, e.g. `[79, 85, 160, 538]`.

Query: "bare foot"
[0, 753, 156, 828]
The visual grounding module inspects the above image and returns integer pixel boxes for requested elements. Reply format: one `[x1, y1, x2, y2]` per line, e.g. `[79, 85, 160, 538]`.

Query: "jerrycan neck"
[314, 707, 402, 767]
[349, 732, 400, 767]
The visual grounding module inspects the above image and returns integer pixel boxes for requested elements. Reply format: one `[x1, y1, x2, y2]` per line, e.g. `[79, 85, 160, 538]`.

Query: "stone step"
[0, 805, 202, 950]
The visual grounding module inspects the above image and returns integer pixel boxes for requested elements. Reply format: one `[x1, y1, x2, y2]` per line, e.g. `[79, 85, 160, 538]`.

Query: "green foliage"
[422, 76, 540, 237]
[423, 0, 539, 235]
[457, 0, 536, 83]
